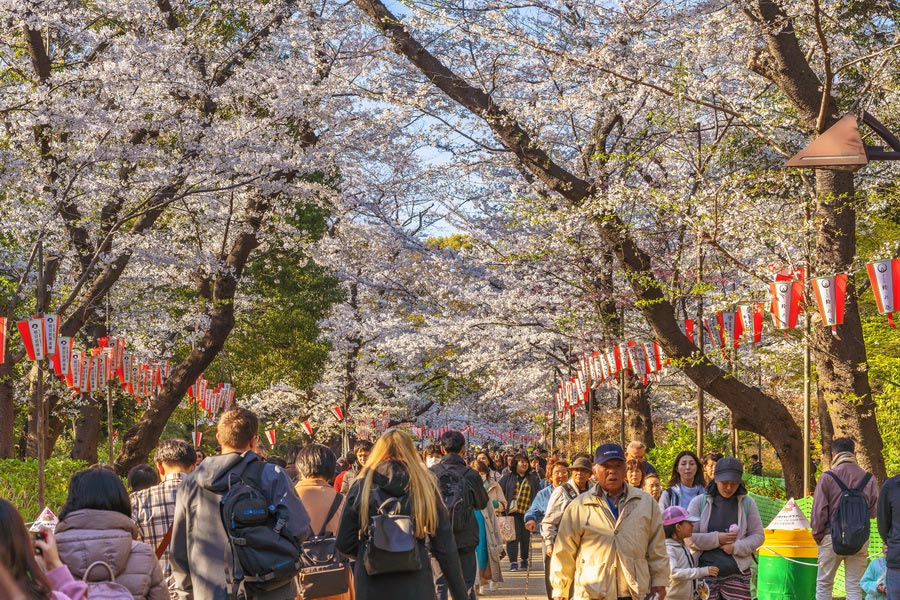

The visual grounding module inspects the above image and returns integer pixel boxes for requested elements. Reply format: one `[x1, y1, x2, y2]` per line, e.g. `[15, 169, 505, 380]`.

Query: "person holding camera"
[0, 498, 88, 599]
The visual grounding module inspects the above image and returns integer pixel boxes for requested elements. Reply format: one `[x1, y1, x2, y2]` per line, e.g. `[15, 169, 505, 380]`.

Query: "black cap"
[714, 457, 744, 482]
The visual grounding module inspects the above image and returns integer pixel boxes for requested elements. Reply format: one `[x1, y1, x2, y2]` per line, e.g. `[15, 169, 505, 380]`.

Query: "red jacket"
[811, 458, 878, 543]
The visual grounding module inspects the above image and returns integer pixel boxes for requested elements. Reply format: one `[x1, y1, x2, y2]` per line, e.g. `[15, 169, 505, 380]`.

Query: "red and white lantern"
[193, 431, 203, 447]
[716, 311, 743, 349]
[302, 420, 314, 437]
[43, 314, 58, 356]
[737, 304, 763, 343]
[769, 280, 803, 330]
[812, 273, 847, 334]
[265, 429, 276, 447]
[866, 259, 900, 327]
[332, 406, 344, 421]
[17, 317, 46, 361]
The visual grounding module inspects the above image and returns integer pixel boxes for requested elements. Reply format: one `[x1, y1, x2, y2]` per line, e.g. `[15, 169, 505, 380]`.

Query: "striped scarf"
[512, 475, 533, 514]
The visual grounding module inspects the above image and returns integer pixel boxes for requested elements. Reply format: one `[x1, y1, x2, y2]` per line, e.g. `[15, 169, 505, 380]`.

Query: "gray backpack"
[81, 561, 133, 599]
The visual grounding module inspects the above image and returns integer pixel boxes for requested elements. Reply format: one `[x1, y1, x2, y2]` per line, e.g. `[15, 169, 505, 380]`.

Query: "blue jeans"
[887, 567, 900, 600]
[435, 547, 476, 600]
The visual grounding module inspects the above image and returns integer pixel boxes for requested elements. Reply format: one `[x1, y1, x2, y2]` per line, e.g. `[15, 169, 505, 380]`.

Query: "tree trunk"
[624, 377, 654, 448]
[746, 0, 886, 483]
[817, 382, 834, 471]
[0, 376, 15, 458]
[71, 397, 101, 464]
[811, 170, 884, 481]
[115, 195, 275, 474]
[46, 406, 65, 458]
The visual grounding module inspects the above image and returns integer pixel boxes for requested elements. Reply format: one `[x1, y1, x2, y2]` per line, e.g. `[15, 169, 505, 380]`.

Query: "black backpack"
[438, 469, 472, 533]
[825, 471, 873, 555]
[363, 488, 422, 576]
[297, 495, 351, 600]
[220, 459, 304, 597]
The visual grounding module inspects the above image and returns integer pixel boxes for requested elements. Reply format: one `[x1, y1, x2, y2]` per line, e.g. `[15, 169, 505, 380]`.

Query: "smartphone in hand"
[33, 531, 46, 555]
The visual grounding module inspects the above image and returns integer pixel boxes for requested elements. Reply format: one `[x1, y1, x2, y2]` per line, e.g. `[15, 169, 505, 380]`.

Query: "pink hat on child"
[662, 505, 701, 526]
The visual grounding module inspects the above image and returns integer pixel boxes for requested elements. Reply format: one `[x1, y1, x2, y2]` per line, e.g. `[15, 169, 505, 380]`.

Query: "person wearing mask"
[131, 439, 197, 598]
[336, 428, 468, 600]
[660, 451, 706, 510]
[424, 444, 443, 468]
[55, 466, 167, 599]
[643, 474, 663, 502]
[813, 438, 878, 600]
[498, 453, 540, 571]
[430, 430, 490, 600]
[525, 459, 568, 599]
[294, 443, 350, 600]
[471, 459, 505, 594]
[549, 443, 669, 600]
[171, 407, 311, 600]
[687, 457, 764, 600]
[339, 440, 374, 494]
[0, 499, 88, 600]
[626, 440, 658, 476]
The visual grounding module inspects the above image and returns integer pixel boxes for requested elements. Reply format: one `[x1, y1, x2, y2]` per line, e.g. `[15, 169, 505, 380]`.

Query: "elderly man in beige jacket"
[549, 443, 669, 600]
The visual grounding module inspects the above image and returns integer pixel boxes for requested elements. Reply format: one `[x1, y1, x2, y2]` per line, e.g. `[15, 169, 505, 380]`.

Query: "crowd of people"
[2, 409, 900, 600]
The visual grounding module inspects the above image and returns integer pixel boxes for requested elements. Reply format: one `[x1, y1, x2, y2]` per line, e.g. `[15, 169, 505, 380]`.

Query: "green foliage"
[214, 200, 344, 396]
[742, 474, 786, 500]
[648, 420, 732, 483]
[426, 233, 473, 251]
[0, 458, 87, 519]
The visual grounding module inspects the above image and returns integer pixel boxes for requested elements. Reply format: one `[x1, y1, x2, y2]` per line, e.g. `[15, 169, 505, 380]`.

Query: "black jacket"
[430, 453, 490, 549]
[171, 451, 311, 600]
[498, 470, 541, 514]
[878, 475, 900, 568]
[336, 459, 468, 600]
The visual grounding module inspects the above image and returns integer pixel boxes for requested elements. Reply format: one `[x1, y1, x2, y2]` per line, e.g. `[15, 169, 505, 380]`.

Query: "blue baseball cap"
[594, 443, 626, 465]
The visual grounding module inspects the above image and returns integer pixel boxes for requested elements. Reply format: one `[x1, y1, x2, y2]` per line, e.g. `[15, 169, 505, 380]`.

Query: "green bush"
[0, 458, 87, 520]
[647, 420, 731, 482]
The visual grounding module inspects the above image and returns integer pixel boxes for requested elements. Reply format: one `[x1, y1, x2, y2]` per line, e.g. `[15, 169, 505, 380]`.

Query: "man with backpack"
[171, 407, 311, 599]
[811, 437, 878, 600]
[430, 430, 490, 600]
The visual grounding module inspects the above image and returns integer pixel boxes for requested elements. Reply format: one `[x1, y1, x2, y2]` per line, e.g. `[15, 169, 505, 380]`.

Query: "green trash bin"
[757, 528, 818, 600]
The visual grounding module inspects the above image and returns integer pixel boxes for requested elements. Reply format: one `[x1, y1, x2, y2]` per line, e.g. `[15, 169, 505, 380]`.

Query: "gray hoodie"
[171, 451, 311, 600]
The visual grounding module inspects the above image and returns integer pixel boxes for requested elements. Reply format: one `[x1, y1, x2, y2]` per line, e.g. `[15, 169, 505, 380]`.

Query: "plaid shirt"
[512, 475, 534, 514]
[131, 472, 185, 583]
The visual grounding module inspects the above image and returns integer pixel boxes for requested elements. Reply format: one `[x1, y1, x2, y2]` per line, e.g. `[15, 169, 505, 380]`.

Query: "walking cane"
[524, 530, 532, 599]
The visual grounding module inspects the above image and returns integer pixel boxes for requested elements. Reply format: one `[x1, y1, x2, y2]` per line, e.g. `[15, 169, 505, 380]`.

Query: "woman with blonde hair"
[336, 429, 468, 600]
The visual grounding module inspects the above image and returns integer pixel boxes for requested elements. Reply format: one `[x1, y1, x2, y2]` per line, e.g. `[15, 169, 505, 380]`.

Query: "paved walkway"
[478, 537, 547, 600]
